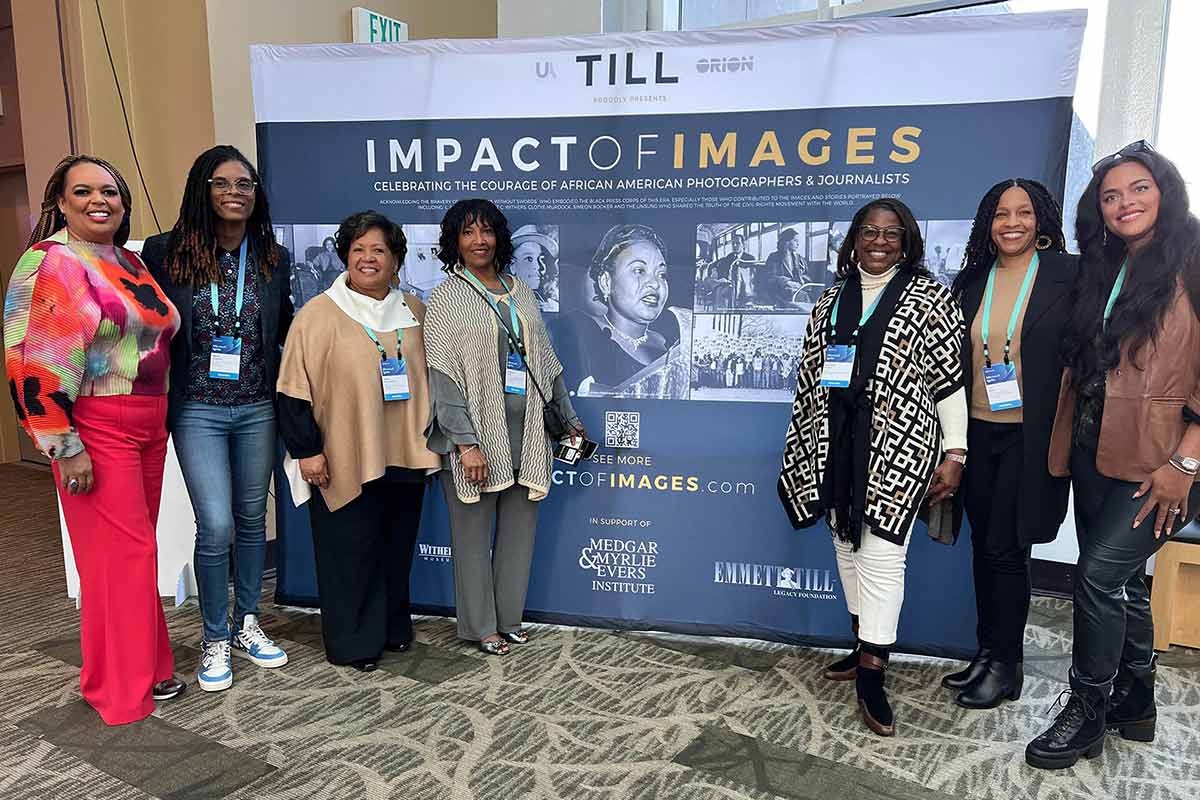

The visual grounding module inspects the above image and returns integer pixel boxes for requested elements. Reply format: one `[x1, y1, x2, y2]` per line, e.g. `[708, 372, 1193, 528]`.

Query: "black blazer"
[959, 249, 1078, 546]
[141, 232, 294, 431]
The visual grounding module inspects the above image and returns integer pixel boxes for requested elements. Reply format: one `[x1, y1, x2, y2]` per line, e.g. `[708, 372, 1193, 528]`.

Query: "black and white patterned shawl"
[778, 274, 964, 545]
[424, 269, 563, 504]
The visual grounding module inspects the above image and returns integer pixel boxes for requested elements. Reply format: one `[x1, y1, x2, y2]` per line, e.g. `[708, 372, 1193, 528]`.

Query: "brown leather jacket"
[1049, 286, 1200, 482]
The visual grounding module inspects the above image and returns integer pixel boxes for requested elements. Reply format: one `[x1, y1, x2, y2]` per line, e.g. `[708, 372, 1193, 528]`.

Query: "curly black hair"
[835, 198, 927, 278]
[334, 210, 407, 267]
[436, 198, 514, 273]
[951, 178, 1066, 299]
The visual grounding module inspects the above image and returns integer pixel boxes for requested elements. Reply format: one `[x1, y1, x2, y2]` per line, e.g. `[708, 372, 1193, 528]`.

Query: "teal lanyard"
[981, 251, 1039, 367]
[1103, 259, 1128, 331]
[360, 325, 402, 361]
[210, 238, 248, 335]
[461, 269, 521, 345]
[830, 280, 885, 342]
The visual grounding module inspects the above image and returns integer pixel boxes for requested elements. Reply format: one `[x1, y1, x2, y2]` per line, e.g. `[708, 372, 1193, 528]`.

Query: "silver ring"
[68, 478, 79, 489]
[1169, 507, 1181, 514]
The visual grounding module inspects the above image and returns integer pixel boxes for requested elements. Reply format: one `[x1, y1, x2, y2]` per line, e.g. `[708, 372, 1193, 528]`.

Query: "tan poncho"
[277, 292, 440, 511]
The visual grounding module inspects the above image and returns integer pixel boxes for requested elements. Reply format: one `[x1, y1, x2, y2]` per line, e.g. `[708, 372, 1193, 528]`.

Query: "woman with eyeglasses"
[939, 180, 1077, 711]
[778, 198, 967, 737]
[141, 145, 293, 693]
[1025, 142, 1200, 769]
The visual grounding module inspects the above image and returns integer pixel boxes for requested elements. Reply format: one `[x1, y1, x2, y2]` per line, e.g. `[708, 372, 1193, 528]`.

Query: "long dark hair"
[436, 198, 514, 273]
[164, 145, 279, 286]
[27, 155, 133, 248]
[835, 198, 926, 278]
[1062, 148, 1200, 383]
[951, 178, 1067, 298]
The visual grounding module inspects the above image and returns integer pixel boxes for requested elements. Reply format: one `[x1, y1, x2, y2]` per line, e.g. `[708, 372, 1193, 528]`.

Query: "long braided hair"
[164, 145, 278, 286]
[26, 155, 133, 249]
[951, 179, 1066, 299]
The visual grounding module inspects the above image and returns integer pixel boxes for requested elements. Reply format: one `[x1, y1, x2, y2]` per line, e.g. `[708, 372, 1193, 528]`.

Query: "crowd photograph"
[690, 313, 805, 402]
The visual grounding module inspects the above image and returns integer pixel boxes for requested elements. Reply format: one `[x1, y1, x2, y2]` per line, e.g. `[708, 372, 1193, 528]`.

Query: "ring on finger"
[1169, 506, 1181, 514]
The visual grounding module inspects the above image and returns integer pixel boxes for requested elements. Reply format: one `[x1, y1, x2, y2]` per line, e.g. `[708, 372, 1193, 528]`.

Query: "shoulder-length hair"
[27, 155, 133, 248]
[951, 178, 1067, 298]
[1062, 147, 1200, 382]
[835, 198, 927, 279]
[436, 198, 514, 273]
[164, 145, 279, 286]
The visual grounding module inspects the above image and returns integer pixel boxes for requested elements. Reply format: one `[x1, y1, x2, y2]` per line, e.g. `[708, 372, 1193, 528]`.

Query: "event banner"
[252, 12, 1084, 656]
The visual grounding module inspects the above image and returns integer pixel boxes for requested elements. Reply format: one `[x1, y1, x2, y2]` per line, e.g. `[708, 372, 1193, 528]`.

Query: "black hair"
[951, 178, 1066, 298]
[835, 198, 927, 278]
[334, 210, 407, 267]
[1062, 147, 1200, 384]
[436, 198, 514, 273]
[164, 145, 278, 286]
[28, 154, 133, 248]
[588, 223, 669, 303]
[322, 236, 336, 249]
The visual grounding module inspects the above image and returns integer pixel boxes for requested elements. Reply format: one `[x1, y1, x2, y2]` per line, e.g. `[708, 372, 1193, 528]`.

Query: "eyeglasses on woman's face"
[208, 177, 257, 195]
[857, 225, 905, 243]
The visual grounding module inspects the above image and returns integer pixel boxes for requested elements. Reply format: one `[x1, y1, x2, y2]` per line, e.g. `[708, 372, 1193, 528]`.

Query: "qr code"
[605, 411, 640, 449]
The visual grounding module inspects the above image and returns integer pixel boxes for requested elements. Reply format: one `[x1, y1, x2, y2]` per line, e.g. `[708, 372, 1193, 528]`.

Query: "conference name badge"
[504, 352, 527, 395]
[209, 336, 242, 380]
[983, 363, 1022, 411]
[380, 357, 410, 401]
[819, 344, 855, 388]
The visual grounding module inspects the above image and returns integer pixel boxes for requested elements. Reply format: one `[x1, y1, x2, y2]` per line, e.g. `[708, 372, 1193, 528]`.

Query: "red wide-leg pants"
[53, 395, 175, 725]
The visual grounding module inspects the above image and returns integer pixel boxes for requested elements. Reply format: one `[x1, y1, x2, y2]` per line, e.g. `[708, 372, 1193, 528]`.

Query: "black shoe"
[385, 641, 411, 653]
[1025, 673, 1107, 770]
[152, 677, 186, 701]
[855, 653, 894, 736]
[350, 659, 378, 672]
[823, 646, 860, 681]
[942, 648, 992, 690]
[957, 661, 1022, 709]
[1107, 662, 1156, 742]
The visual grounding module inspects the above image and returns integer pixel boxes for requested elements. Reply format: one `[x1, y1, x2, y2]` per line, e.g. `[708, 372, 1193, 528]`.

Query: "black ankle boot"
[823, 615, 860, 681]
[1025, 673, 1107, 770]
[855, 650, 894, 736]
[957, 661, 1022, 709]
[1107, 662, 1156, 742]
[942, 648, 992, 690]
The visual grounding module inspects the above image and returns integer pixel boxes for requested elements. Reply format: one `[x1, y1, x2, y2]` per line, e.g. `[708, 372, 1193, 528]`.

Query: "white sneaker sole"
[232, 647, 289, 668]
[198, 674, 233, 692]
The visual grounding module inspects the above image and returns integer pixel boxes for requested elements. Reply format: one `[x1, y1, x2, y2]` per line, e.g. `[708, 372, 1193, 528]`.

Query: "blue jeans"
[173, 400, 275, 642]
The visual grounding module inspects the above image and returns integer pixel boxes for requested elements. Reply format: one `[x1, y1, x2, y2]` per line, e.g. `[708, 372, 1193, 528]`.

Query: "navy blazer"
[141, 232, 293, 431]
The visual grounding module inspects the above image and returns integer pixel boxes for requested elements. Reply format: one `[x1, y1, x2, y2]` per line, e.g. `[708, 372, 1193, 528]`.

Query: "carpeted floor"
[1, 461, 1198, 800]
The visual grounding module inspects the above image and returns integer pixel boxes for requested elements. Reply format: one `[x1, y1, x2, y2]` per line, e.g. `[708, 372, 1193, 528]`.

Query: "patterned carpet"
[1, 461, 1198, 800]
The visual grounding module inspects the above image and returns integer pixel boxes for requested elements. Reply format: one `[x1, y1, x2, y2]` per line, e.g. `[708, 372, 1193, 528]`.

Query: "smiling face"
[601, 239, 669, 325]
[57, 162, 125, 245]
[855, 206, 904, 275]
[991, 185, 1036, 259]
[459, 215, 497, 271]
[209, 159, 256, 224]
[512, 241, 542, 289]
[346, 227, 397, 299]
[1100, 161, 1160, 251]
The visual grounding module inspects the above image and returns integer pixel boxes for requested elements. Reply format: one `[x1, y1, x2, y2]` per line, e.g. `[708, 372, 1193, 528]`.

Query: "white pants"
[833, 528, 913, 647]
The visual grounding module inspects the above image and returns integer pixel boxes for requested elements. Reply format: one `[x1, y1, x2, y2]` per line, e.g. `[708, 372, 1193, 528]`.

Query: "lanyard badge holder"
[209, 239, 249, 381]
[362, 325, 410, 401]
[461, 270, 528, 396]
[819, 282, 884, 388]
[980, 253, 1038, 411]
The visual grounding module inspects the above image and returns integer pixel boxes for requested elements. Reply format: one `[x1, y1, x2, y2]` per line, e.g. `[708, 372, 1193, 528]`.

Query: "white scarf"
[324, 271, 419, 331]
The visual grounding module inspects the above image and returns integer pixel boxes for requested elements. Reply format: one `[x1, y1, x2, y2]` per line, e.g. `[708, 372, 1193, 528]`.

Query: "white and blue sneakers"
[231, 614, 289, 669]
[198, 640, 233, 692]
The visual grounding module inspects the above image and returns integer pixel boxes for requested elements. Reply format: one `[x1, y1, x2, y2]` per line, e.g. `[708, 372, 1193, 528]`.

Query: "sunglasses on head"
[1092, 140, 1154, 174]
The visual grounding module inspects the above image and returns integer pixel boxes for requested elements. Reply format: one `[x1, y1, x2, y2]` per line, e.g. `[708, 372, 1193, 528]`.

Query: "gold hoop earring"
[1036, 234, 1052, 250]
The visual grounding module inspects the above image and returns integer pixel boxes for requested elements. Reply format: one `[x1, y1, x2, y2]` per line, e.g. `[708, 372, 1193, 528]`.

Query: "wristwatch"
[946, 453, 967, 466]
[1170, 454, 1200, 475]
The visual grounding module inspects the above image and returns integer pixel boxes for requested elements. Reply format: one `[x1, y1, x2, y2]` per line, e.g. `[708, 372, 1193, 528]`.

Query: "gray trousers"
[441, 472, 540, 640]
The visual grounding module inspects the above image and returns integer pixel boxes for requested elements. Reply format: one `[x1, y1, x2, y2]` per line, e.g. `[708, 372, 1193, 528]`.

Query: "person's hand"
[459, 445, 488, 486]
[299, 454, 330, 489]
[1133, 463, 1194, 538]
[568, 426, 589, 446]
[59, 451, 94, 495]
[927, 455, 964, 505]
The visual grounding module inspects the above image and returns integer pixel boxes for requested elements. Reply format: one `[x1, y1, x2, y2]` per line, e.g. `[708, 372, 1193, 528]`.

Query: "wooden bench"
[1151, 521, 1200, 651]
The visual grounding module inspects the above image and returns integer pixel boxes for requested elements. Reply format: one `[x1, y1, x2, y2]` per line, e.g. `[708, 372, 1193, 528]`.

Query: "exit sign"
[352, 7, 409, 43]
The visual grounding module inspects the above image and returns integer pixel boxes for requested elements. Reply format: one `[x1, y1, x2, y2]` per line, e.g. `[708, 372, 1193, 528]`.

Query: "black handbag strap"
[454, 272, 569, 430]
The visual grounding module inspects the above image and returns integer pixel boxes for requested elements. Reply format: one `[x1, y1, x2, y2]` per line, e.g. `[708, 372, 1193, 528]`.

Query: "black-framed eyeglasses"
[857, 225, 905, 243]
[1091, 140, 1154, 174]
[208, 177, 257, 195]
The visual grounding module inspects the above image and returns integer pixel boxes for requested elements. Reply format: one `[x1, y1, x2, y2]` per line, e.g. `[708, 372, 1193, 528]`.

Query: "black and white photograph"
[690, 313, 806, 403]
[922, 219, 973, 286]
[510, 224, 560, 312]
[398, 224, 447, 302]
[694, 222, 832, 313]
[285, 223, 344, 308]
[552, 221, 693, 400]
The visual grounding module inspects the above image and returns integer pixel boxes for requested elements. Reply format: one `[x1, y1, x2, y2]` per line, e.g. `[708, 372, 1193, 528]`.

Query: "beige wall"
[205, 0, 498, 164]
[498, 0, 602, 38]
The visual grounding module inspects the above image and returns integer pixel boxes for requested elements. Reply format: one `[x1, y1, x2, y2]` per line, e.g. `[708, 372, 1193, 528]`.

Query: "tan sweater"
[970, 259, 1037, 423]
[277, 293, 440, 511]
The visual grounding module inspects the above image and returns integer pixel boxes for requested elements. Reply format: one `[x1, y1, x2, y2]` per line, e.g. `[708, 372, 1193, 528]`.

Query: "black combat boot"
[1025, 672, 1107, 770]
